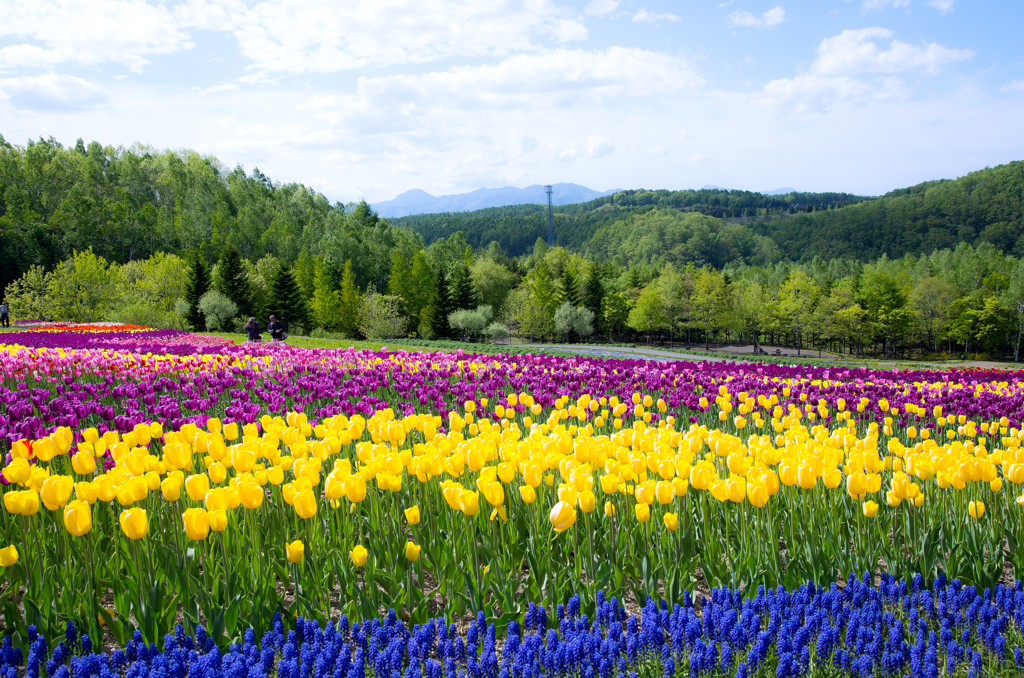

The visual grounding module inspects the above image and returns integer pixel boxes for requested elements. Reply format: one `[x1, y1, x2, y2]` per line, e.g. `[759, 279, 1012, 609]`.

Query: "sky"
[2, 0, 1023, 203]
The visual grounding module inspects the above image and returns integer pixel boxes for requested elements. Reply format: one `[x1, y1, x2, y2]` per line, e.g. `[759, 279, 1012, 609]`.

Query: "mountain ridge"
[373, 183, 619, 218]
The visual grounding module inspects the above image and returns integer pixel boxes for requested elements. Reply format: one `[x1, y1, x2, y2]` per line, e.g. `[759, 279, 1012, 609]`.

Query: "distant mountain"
[702, 184, 798, 195]
[373, 183, 619, 218]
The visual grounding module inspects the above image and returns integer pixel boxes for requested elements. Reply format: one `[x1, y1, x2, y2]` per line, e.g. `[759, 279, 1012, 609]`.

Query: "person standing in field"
[244, 317, 261, 343]
[0, 302, 9, 328]
[268, 315, 286, 342]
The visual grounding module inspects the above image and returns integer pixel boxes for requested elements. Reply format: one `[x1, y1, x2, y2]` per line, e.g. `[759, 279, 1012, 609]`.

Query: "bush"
[108, 302, 174, 329]
[359, 293, 407, 340]
[309, 328, 349, 340]
[199, 290, 238, 331]
[482, 322, 509, 343]
[448, 307, 490, 341]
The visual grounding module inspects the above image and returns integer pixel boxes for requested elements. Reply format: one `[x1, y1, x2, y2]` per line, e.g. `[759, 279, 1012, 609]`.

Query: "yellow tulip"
[119, 508, 149, 540]
[2, 458, 31, 485]
[40, 475, 74, 511]
[604, 500, 616, 517]
[519, 485, 537, 503]
[294, 490, 317, 519]
[75, 481, 99, 504]
[208, 462, 227, 484]
[350, 544, 368, 567]
[549, 501, 577, 532]
[239, 482, 264, 509]
[578, 489, 596, 513]
[459, 490, 480, 517]
[71, 451, 96, 475]
[663, 512, 679, 532]
[0, 545, 17, 567]
[185, 474, 210, 502]
[862, 500, 879, 518]
[634, 503, 651, 523]
[655, 481, 674, 505]
[210, 509, 229, 532]
[345, 476, 367, 503]
[286, 540, 305, 563]
[968, 501, 985, 519]
[405, 505, 421, 525]
[183, 508, 211, 540]
[63, 500, 92, 537]
[405, 541, 422, 562]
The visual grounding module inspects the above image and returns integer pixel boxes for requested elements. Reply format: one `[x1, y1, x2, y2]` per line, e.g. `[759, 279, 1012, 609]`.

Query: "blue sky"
[1, 0, 1022, 203]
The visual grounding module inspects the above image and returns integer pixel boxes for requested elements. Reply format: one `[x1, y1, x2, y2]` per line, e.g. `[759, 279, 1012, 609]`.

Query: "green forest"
[2, 134, 1024, 361]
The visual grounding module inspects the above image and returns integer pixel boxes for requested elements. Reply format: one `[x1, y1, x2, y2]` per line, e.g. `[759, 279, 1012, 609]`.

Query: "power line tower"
[545, 184, 554, 246]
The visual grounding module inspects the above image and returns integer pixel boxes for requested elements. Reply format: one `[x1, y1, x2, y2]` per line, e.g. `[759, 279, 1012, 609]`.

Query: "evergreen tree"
[559, 267, 582, 307]
[428, 268, 454, 338]
[338, 259, 362, 337]
[268, 266, 310, 333]
[582, 262, 604, 331]
[450, 260, 476, 311]
[214, 245, 253, 318]
[293, 249, 316, 300]
[309, 258, 342, 331]
[183, 251, 210, 331]
[407, 251, 435, 321]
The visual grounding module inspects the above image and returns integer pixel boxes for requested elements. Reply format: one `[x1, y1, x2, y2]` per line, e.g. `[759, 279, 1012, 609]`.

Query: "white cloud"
[1003, 80, 1024, 93]
[0, 0, 191, 72]
[510, 130, 539, 155]
[633, 8, 681, 22]
[553, 19, 589, 42]
[810, 28, 974, 75]
[862, 0, 910, 10]
[558, 135, 615, 160]
[926, 0, 954, 12]
[727, 5, 785, 28]
[757, 27, 972, 114]
[0, 72, 107, 112]
[175, 0, 585, 75]
[585, 0, 620, 16]
[311, 47, 702, 125]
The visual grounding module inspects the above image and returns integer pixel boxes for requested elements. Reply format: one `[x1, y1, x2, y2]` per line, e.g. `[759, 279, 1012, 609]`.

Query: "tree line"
[2, 134, 1023, 360]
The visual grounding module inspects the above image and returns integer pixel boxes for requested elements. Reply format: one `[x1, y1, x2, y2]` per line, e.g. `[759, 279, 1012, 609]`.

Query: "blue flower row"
[4, 573, 1024, 678]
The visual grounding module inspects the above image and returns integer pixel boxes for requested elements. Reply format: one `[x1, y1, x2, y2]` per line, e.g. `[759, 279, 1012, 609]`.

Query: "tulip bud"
[63, 500, 92, 537]
[119, 508, 149, 540]
[549, 501, 577, 532]
[350, 544, 368, 567]
[404, 541, 421, 562]
[286, 540, 305, 563]
[0, 545, 17, 567]
[182, 508, 210, 540]
[404, 505, 421, 525]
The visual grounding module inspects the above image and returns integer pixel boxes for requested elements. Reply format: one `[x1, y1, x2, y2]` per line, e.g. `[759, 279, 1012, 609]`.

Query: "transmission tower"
[545, 185, 554, 246]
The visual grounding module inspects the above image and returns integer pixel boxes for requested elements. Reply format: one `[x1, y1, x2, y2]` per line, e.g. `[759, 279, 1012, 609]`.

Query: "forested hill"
[394, 188, 867, 259]
[395, 162, 1024, 264]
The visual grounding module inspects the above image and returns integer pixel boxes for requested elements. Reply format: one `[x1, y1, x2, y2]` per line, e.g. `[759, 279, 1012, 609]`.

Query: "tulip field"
[4, 324, 1024, 676]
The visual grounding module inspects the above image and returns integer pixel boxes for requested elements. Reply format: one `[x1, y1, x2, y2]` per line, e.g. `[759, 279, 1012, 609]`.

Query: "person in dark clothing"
[268, 315, 286, 342]
[0, 302, 8, 328]
[244, 317, 261, 343]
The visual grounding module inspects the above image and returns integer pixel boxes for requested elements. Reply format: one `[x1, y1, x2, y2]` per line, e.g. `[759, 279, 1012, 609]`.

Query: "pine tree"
[450, 261, 476, 311]
[428, 268, 454, 338]
[268, 266, 310, 333]
[337, 259, 361, 337]
[215, 245, 253, 318]
[183, 251, 210, 331]
[293, 249, 316, 300]
[309, 259, 342, 331]
[583, 262, 604, 331]
[407, 251, 434, 321]
[559, 267, 582, 307]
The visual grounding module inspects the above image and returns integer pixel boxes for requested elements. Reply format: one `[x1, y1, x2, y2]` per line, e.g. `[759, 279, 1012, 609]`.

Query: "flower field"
[3, 325, 1024, 675]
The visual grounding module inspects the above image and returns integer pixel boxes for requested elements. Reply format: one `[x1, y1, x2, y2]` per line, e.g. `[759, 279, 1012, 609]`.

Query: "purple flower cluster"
[4, 574, 1024, 678]
[2, 328, 1023, 453]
